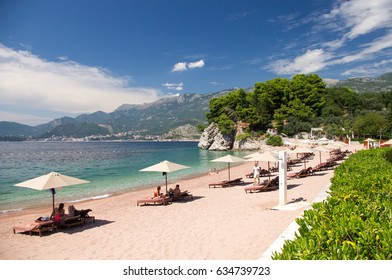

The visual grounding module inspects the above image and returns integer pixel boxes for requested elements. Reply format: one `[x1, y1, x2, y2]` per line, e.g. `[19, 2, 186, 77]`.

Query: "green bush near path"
[272, 147, 392, 260]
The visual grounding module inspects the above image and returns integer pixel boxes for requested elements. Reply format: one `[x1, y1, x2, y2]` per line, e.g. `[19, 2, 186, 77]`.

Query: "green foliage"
[205, 75, 390, 138]
[272, 148, 392, 260]
[216, 113, 236, 136]
[235, 132, 252, 141]
[280, 117, 312, 137]
[41, 123, 109, 138]
[352, 112, 386, 137]
[266, 135, 283, 146]
[197, 124, 207, 133]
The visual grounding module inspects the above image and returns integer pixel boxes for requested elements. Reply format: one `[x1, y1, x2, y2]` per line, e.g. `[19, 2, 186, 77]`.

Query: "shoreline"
[0, 161, 236, 217]
[0, 144, 363, 260]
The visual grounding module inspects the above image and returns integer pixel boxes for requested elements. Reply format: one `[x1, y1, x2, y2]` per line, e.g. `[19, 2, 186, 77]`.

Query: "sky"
[1, 0, 392, 125]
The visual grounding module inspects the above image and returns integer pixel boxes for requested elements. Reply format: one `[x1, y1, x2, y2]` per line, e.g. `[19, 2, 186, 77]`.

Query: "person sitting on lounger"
[51, 202, 67, 223]
[173, 184, 181, 197]
[172, 184, 192, 199]
[167, 187, 175, 198]
[152, 186, 164, 198]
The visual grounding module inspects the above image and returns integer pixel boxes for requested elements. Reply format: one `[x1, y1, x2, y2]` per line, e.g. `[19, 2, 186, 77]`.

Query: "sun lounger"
[288, 169, 309, 179]
[13, 220, 57, 237]
[68, 205, 95, 224]
[61, 215, 84, 229]
[137, 196, 172, 206]
[209, 178, 243, 188]
[228, 178, 243, 184]
[244, 180, 268, 193]
[209, 181, 229, 188]
[265, 176, 279, 191]
[172, 190, 193, 201]
[245, 177, 279, 193]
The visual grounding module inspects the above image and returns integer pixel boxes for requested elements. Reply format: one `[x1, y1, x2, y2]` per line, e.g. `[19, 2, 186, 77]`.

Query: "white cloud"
[342, 58, 392, 76]
[171, 59, 205, 72]
[325, 0, 392, 40]
[269, 0, 392, 76]
[0, 44, 161, 119]
[188, 59, 205, 69]
[333, 31, 392, 64]
[172, 62, 188, 72]
[0, 110, 54, 126]
[268, 49, 331, 75]
[162, 82, 184, 91]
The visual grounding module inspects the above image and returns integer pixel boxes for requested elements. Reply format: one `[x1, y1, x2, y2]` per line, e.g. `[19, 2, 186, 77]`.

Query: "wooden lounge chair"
[137, 196, 172, 206]
[209, 181, 229, 188]
[208, 178, 243, 188]
[264, 176, 279, 191]
[61, 215, 84, 229]
[228, 178, 243, 185]
[172, 190, 193, 201]
[13, 220, 57, 237]
[288, 169, 309, 179]
[244, 179, 269, 193]
[68, 205, 95, 224]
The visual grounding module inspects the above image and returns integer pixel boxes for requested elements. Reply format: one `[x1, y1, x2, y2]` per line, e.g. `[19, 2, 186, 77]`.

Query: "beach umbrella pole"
[163, 172, 168, 194]
[50, 188, 55, 214]
[228, 163, 230, 181]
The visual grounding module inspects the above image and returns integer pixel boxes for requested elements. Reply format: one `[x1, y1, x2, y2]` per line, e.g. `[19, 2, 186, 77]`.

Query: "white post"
[278, 151, 288, 205]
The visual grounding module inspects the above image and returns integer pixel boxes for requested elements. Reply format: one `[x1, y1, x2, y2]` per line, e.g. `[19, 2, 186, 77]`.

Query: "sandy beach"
[0, 144, 362, 260]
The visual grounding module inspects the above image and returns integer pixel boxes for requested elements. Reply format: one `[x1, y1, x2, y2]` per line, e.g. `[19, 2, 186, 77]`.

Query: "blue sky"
[1, 0, 392, 125]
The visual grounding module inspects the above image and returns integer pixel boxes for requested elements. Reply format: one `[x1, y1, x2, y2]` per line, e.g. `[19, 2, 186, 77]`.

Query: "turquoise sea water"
[0, 141, 248, 213]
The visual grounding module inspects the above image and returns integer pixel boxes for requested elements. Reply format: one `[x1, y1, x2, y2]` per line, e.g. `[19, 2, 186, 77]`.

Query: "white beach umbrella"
[382, 139, 392, 146]
[14, 171, 90, 213]
[245, 150, 279, 162]
[244, 151, 262, 159]
[245, 150, 279, 180]
[210, 154, 244, 180]
[312, 146, 331, 164]
[364, 138, 377, 149]
[288, 146, 314, 169]
[140, 160, 190, 193]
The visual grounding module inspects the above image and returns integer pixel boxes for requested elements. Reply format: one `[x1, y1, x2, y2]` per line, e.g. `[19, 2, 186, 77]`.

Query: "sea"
[0, 141, 249, 214]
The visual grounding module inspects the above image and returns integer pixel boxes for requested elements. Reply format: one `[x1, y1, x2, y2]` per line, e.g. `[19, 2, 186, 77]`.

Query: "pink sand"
[0, 144, 362, 260]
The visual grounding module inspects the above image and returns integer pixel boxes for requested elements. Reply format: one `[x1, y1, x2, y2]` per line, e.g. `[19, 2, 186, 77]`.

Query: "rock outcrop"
[163, 124, 201, 140]
[198, 122, 264, 151]
[198, 122, 233, 150]
[233, 138, 264, 150]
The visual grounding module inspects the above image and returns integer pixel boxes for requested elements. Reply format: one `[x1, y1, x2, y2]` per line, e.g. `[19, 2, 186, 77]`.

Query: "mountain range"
[1, 73, 391, 139]
[0, 90, 232, 138]
[323, 72, 392, 93]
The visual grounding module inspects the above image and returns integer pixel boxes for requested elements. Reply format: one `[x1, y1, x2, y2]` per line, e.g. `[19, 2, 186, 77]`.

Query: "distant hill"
[0, 89, 232, 138]
[0, 121, 38, 136]
[39, 123, 110, 138]
[325, 72, 392, 93]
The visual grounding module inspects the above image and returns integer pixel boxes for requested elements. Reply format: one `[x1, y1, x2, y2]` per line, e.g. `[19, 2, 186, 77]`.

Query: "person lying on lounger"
[68, 205, 92, 218]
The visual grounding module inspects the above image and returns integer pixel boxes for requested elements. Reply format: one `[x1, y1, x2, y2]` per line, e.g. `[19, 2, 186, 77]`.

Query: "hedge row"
[272, 147, 392, 260]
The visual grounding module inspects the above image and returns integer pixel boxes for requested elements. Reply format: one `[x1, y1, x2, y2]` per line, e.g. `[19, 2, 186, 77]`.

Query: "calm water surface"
[0, 141, 248, 213]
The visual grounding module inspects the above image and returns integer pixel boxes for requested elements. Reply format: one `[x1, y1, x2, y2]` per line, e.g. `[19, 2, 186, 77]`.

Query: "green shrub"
[266, 135, 283, 146]
[272, 147, 392, 260]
